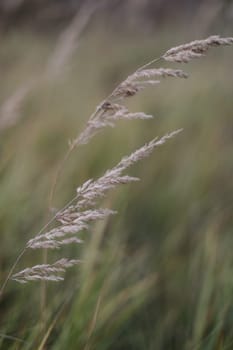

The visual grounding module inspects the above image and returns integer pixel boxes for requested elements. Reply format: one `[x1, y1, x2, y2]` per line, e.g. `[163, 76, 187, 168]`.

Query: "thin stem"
[0, 248, 27, 298]
[0, 332, 27, 344]
[37, 285, 78, 350]
[136, 56, 162, 72]
[48, 145, 75, 211]
[84, 293, 102, 350]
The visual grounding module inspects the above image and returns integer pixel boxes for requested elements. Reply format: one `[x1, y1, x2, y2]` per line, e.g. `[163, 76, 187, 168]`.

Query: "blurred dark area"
[0, 0, 233, 32]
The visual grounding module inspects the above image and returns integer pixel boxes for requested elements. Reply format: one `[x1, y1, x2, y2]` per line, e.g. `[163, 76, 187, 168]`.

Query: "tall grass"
[0, 28, 233, 349]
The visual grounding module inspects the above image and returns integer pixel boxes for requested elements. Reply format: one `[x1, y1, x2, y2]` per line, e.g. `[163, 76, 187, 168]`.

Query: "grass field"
[0, 24, 233, 349]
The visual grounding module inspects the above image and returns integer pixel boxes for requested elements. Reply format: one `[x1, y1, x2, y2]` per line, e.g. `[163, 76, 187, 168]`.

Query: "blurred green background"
[0, 1, 233, 349]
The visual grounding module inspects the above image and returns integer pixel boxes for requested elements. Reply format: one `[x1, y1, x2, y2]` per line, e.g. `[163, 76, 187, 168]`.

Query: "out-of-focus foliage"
[0, 4, 233, 349]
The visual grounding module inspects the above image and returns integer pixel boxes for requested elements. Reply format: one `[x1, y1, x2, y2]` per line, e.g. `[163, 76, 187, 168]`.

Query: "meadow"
[0, 23, 233, 349]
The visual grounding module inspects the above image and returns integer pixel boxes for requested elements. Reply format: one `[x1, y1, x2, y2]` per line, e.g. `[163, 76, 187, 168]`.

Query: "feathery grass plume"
[27, 209, 117, 250]
[56, 35, 233, 205]
[70, 36, 233, 148]
[73, 129, 183, 210]
[163, 35, 233, 63]
[11, 259, 81, 284]
[127, 68, 189, 80]
[2, 34, 232, 291]
[11, 129, 182, 282]
[70, 68, 187, 148]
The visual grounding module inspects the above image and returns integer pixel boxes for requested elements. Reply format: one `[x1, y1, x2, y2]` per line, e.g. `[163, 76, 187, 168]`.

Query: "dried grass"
[163, 35, 233, 63]
[1, 35, 232, 287]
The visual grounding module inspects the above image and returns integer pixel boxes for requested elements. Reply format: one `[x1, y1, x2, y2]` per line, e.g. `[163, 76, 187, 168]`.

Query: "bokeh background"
[0, 1, 233, 349]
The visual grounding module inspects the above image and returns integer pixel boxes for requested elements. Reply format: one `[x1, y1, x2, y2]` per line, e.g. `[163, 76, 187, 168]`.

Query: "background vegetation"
[0, 1, 233, 349]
